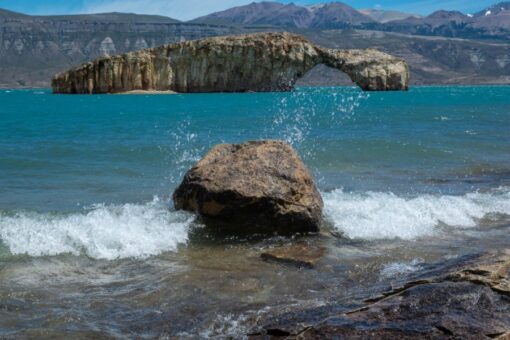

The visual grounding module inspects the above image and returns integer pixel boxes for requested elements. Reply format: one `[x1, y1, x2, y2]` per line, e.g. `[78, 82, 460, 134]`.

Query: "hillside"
[0, 9, 251, 87]
[360, 9, 420, 23]
[192, 1, 375, 28]
[302, 30, 510, 85]
[0, 4, 509, 88]
[379, 2, 510, 40]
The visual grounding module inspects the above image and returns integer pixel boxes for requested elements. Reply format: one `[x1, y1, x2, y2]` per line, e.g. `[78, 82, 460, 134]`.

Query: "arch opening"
[296, 64, 356, 88]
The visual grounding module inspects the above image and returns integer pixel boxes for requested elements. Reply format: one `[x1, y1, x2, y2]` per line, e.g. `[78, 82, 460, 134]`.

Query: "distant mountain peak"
[360, 8, 420, 23]
[307, 4, 326, 11]
[475, 1, 510, 16]
[192, 1, 374, 28]
[427, 10, 467, 19]
[472, 1, 510, 29]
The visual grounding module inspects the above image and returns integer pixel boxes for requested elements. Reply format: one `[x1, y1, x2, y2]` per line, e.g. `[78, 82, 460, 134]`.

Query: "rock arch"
[52, 32, 409, 94]
[297, 64, 355, 87]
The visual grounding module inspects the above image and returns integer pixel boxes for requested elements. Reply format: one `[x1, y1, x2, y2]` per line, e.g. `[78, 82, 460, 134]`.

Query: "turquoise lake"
[0, 86, 509, 337]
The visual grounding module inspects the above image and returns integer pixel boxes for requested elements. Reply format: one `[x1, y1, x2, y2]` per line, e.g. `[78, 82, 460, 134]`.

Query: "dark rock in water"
[300, 282, 510, 339]
[173, 140, 323, 235]
[51, 32, 409, 94]
[261, 243, 326, 268]
[251, 250, 510, 339]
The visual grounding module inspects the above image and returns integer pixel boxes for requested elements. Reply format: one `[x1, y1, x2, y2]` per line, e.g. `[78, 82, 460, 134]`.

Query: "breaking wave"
[0, 197, 193, 260]
[2, 188, 509, 260]
[323, 187, 510, 240]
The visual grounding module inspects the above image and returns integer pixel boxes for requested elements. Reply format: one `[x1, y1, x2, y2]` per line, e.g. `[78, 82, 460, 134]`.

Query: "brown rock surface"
[173, 140, 323, 235]
[52, 32, 409, 94]
[447, 249, 510, 296]
[261, 243, 326, 268]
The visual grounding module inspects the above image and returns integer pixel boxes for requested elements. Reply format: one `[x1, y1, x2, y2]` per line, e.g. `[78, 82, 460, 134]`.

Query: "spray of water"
[265, 87, 369, 182]
[164, 118, 208, 186]
[267, 87, 368, 147]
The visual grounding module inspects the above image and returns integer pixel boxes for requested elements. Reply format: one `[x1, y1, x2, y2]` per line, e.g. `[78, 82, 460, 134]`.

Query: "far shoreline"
[1, 84, 509, 92]
[115, 90, 177, 95]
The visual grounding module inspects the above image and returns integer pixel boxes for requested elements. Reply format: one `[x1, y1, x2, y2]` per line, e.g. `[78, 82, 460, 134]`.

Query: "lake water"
[0, 86, 509, 337]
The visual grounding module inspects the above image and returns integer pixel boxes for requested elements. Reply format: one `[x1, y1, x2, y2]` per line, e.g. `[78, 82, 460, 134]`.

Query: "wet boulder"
[173, 140, 323, 235]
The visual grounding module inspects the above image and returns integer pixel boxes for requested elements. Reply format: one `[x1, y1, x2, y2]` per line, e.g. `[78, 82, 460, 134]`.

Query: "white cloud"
[83, 0, 255, 21]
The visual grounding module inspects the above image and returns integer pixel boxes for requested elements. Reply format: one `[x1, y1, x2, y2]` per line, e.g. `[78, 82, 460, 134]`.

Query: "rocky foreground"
[172, 140, 510, 338]
[51, 32, 409, 94]
[251, 249, 510, 339]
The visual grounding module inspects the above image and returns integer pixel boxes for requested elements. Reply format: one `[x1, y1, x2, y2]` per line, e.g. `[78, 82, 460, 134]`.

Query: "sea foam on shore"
[323, 187, 510, 240]
[1, 188, 509, 260]
[0, 197, 193, 260]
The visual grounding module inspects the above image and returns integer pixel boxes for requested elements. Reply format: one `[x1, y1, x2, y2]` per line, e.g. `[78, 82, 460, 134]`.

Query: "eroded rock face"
[173, 140, 323, 235]
[52, 32, 409, 94]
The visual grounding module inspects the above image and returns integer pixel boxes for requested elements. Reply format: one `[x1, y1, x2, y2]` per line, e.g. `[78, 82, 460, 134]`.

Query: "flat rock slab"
[251, 249, 510, 339]
[447, 249, 510, 296]
[303, 281, 510, 339]
[261, 244, 326, 269]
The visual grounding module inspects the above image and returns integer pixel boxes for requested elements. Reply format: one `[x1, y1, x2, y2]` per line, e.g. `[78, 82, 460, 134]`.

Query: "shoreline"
[1, 84, 509, 92]
[114, 90, 178, 95]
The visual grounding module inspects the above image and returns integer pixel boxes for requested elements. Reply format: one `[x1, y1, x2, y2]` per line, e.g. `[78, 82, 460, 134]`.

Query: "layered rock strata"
[52, 32, 409, 93]
[173, 140, 323, 235]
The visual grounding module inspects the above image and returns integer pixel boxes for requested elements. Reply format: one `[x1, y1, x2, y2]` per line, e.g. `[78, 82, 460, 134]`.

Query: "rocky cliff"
[51, 32, 409, 93]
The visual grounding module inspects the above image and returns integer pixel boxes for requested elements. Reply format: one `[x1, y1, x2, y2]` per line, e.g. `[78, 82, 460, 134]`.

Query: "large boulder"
[173, 140, 323, 235]
[52, 32, 409, 94]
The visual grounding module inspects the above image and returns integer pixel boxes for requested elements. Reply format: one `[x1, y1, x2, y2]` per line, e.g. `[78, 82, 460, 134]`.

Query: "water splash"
[323, 187, 510, 240]
[165, 118, 207, 185]
[266, 87, 369, 158]
[381, 259, 424, 278]
[0, 197, 194, 260]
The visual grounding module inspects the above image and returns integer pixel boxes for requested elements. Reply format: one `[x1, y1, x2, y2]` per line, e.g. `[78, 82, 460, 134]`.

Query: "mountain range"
[191, 2, 376, 28]
[359, 9, 420, 23]
[193, 1, 510, 40]
[0, 1, 509, 88]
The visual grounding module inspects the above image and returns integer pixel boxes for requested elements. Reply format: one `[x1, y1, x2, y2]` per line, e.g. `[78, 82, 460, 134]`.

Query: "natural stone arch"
[297, 64, 355, 87]
[52, 32, 409, 94]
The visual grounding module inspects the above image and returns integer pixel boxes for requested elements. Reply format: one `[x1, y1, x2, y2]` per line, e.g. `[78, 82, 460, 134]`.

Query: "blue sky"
[0, 0, 501, 20]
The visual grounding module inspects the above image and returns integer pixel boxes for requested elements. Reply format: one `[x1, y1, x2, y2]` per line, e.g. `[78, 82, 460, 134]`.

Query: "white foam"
[0, 197, 194, 260]
[381, 259, 423, 278]
[323, 188, 510, 240]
